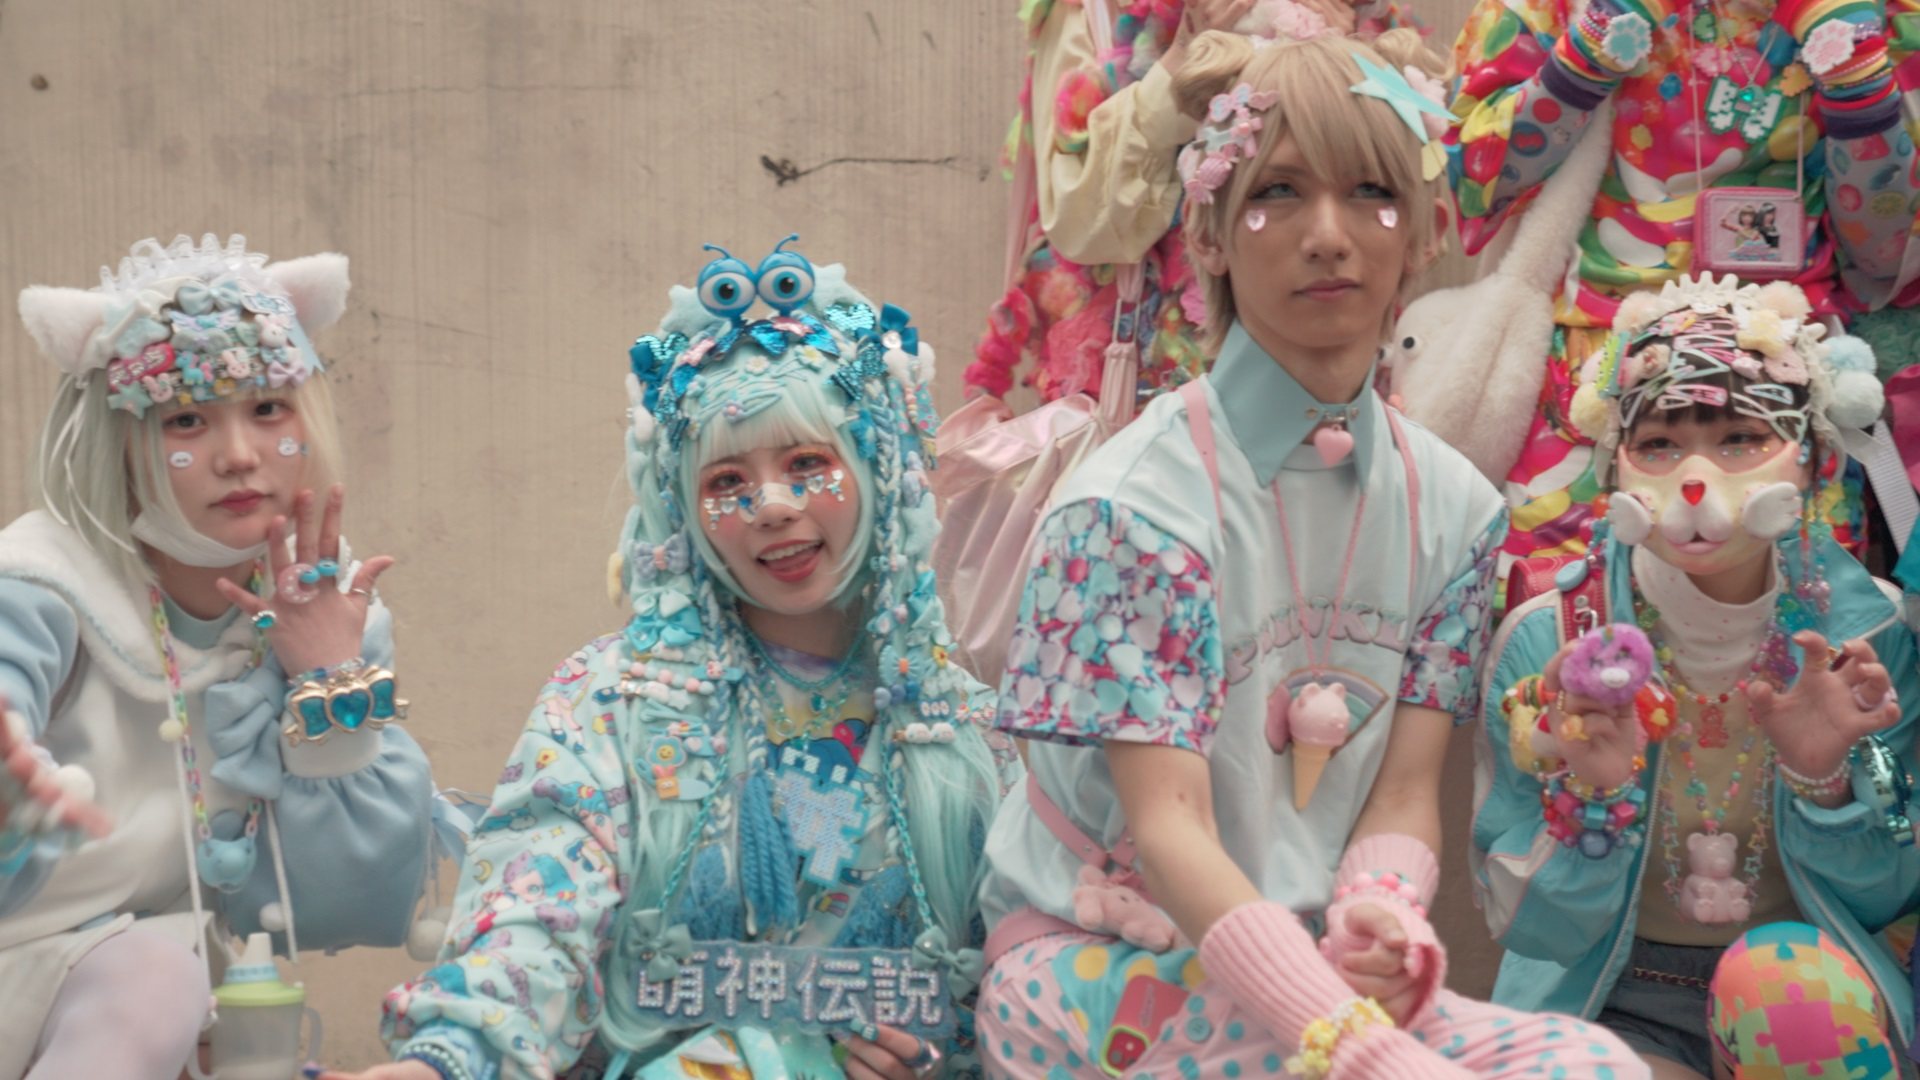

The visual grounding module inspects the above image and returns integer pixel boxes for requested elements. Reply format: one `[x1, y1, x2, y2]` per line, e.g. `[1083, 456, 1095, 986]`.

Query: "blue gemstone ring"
[251, 610, 277, 630]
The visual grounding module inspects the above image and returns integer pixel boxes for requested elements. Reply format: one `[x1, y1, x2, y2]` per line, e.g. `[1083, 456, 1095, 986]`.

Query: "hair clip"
[1177, 82, 1281, 205]
[1349, 56, 1453, 145]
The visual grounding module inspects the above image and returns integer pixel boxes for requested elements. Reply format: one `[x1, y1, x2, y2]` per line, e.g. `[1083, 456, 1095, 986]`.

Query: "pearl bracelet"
[1779, 757, 1852, 801]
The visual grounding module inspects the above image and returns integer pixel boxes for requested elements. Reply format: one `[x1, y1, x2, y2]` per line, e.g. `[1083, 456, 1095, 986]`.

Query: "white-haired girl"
[0, 234, 435, 1079]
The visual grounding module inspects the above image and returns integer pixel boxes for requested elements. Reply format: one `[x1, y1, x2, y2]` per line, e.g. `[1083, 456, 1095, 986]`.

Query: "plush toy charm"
[1069, 865, 1181, 952]
[1560, 624, 1656, 709]
[1552, 623, 1655, 743]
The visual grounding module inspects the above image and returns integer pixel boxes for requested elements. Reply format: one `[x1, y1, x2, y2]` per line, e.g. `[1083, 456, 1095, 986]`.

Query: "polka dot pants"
[977, 933, 1646, 1079]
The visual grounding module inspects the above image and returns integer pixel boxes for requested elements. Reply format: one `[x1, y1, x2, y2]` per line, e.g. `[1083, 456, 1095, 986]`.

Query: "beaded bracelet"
[1285, 997, 1395, 1080]
[1541, 770, 1645, 858]
[1331, 870, 1428, 919]
[1779, 757, 1852, 802]
[400, 1043, 466, 1080]
[283, 664, 407, 746]
[286, 656, 366, 688]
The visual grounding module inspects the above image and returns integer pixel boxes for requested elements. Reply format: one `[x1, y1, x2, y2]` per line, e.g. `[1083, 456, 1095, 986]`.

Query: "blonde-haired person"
[0, 235, 434, 1079]
[967, 0, 1421, 410]
[974, 30, 1644, 1080]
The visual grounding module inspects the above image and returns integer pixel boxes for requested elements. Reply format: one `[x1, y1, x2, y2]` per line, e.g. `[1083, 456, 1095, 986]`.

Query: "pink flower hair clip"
[1178, 82, 1280, 205]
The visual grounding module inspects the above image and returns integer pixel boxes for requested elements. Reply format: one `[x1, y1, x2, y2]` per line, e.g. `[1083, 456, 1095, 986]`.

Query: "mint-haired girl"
[347, 243, 1017, 1080]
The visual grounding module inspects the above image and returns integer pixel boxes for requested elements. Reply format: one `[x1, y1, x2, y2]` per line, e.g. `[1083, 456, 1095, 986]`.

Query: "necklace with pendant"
[150, 572, 269, 894]
[746, 632, 864, 744]
[1691, 0, 1785, 141]
[1655, 709, 1775, 924]
[1634, 564, 1793, 925]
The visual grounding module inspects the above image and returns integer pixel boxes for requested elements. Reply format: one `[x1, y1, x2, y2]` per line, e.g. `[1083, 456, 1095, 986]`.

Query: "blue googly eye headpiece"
[625, 238, 937, 461]
[694, 234, 815, 324]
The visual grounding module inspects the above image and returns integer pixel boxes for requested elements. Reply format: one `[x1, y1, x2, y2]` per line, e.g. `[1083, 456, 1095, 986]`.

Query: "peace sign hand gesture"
[214, 484, 395, 676]
[1745, 630, 1900, 781]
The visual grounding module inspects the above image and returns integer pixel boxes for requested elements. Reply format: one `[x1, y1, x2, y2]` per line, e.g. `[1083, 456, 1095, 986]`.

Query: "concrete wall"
[0, 0, 1488, 1066]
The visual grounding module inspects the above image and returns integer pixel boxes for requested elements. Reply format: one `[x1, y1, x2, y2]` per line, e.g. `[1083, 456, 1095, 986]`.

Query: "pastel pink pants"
[976, 932, 1646, 1080]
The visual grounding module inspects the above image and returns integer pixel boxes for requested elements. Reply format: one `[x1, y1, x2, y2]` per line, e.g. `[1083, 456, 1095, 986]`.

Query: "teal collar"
[1209, 321, 1384, 486]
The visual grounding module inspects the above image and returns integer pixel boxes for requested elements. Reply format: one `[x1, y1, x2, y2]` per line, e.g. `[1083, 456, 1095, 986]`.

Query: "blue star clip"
[1348, 56, 1452, 145]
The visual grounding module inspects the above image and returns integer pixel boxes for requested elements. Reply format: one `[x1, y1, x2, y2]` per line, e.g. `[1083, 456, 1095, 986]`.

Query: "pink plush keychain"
[1554, 624, 1656, 741]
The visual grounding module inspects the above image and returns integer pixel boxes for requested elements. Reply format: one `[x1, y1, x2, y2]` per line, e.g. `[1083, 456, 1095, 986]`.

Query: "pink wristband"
[1333, 833, 1440, 909]
[1199, 902, 1469, 1078]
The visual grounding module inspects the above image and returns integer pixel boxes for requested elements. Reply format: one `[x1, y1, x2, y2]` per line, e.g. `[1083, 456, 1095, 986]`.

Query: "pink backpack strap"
[1025, 772, 1137, 872]
[1177, 380, 1224, 527]
[1382, 405, 1421, 582]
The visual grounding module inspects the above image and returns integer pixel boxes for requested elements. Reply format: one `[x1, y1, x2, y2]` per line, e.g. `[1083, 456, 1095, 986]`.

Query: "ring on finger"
[299, 559, 340, 585]
[903, 1037, 941, 1075]
[1826, 645, 1847, 671]
[1852, 684, 1897, 712]
[350, 587, 374, 599]
[277, 565, 322, 605]
[251, 610, 277, 630]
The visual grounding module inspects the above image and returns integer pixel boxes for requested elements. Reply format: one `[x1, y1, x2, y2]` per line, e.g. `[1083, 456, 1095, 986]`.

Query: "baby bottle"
[209, 933, 323, 1080]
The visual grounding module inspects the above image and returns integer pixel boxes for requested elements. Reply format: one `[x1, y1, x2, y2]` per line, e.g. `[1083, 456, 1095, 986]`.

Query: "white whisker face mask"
[702, 469, 845, 529]
[1609, 437, 1807, 573]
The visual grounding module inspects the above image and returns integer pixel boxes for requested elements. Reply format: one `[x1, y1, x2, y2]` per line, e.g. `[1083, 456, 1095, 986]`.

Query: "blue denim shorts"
[1595, 937, 1718, 1075]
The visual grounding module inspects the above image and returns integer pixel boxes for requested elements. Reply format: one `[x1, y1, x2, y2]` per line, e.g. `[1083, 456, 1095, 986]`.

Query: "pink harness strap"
[984, 775, 1134, 968]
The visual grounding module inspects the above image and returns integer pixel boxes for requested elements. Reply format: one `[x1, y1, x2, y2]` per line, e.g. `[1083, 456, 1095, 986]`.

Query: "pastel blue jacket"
[1472, 532, 1920, 1043]
[0, 511, 434, 954]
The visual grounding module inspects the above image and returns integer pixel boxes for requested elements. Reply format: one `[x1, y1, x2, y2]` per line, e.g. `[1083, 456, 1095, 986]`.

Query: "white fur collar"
[0, 511, 257, 702]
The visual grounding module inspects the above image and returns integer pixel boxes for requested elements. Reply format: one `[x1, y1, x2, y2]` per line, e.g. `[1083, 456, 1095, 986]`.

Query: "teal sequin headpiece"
[626, 236, 932, 459]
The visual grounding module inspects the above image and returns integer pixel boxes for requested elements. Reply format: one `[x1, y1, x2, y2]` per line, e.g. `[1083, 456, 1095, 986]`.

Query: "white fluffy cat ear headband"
[17, 234, 350, 415]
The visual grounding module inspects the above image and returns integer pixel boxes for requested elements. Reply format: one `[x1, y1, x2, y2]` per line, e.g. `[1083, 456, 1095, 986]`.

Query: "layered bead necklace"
[744, 630, 864, 744]
[1632, 542, 1823, 923]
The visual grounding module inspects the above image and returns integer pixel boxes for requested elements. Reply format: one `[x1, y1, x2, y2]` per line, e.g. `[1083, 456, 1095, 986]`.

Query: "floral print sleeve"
[1398, 510, 1508, 725]
[996, 499, 1224, 754]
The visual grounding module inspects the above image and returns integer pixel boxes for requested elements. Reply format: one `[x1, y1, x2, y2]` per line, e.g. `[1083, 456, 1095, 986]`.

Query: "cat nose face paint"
[703, 469, 846, 530]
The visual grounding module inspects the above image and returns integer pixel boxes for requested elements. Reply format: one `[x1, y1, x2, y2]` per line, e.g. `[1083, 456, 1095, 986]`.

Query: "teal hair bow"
[912, 926, 985, 999]
[624, 908, 695, 982]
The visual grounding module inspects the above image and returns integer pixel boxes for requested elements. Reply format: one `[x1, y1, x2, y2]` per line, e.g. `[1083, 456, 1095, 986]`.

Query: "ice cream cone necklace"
[1267, 407, 1421, 790]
